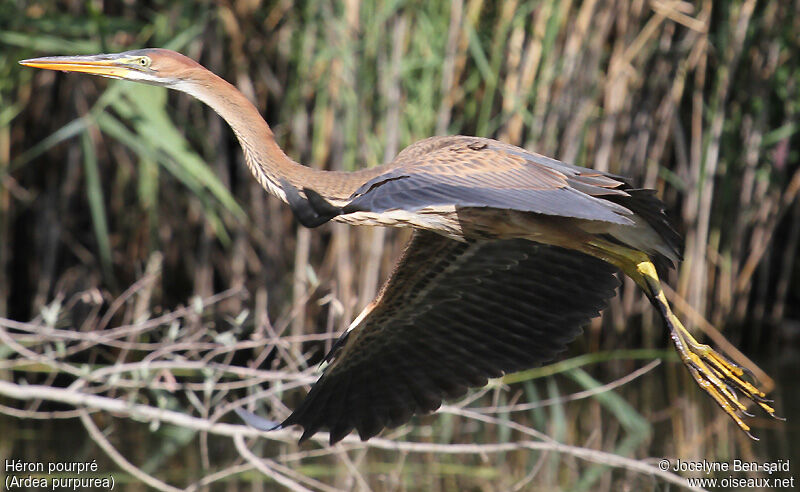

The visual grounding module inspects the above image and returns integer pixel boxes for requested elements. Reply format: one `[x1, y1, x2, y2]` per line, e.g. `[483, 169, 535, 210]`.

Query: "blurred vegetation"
[1, 0, 799, 490]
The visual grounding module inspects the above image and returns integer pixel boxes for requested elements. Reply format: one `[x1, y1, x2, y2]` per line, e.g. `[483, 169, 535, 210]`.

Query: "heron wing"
[343, 136, 635, 225]
[278, 230, 621, 444]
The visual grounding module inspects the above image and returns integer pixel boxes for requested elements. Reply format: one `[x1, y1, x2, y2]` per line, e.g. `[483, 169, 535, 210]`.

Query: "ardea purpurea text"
[21, 49, 782, 444]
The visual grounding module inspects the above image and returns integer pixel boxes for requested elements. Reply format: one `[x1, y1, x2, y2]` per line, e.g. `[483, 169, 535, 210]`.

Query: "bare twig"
[467, 360, 662, 413]
[78, 409, 183, 492]
[233, 434, 315, 492]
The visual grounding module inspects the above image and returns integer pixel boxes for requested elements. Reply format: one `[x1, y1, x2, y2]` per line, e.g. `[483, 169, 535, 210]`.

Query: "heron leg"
[586, 241, 780, 438]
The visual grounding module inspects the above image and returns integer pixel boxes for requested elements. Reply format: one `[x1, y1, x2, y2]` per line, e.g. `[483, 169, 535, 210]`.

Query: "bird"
[21, 48, 781, 444]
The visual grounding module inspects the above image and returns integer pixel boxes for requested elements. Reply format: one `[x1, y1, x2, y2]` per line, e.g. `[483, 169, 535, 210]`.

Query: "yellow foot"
[584, 243, 784, 438]
[669, 318, 783, 439]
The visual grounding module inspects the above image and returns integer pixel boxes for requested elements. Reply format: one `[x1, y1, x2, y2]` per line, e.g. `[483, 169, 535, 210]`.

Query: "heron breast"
[333, 206, 465, 239]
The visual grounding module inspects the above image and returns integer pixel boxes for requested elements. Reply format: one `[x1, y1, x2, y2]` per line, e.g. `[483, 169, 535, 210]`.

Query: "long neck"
[175, 70, 375, 203]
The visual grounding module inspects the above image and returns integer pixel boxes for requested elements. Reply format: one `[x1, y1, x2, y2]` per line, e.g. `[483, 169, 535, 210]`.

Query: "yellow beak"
[19, 55, 132, 79]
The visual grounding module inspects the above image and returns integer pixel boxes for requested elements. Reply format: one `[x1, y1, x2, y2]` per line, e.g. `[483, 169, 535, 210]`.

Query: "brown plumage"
[21, 48, 781, 445]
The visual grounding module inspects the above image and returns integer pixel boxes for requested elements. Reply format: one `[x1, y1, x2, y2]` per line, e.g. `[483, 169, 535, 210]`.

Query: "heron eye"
[138, 57, 150, 67]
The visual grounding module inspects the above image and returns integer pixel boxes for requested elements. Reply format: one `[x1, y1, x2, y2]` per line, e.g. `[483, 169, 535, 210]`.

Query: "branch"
[0, 379, 696, 491]
[79, 409, 183, 492]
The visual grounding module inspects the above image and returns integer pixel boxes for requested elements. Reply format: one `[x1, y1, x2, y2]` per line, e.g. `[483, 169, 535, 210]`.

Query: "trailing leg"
[587, 241, 780, 438]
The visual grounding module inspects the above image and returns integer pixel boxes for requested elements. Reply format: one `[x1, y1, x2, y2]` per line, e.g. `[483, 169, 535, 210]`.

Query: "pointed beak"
[19, 54, 132, 79]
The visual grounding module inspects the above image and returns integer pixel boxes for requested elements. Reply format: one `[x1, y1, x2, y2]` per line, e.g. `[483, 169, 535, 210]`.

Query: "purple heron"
[21, 49, 781, 444]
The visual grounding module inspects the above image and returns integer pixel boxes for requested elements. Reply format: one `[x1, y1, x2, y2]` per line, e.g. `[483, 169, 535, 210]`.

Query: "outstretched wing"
[292, 135, 680, 265]
[273, 230, 621, 444]
[342, 136, 635, 225]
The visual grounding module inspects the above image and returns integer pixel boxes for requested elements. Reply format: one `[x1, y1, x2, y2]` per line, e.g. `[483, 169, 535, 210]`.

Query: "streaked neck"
[174, 71, 324, 202]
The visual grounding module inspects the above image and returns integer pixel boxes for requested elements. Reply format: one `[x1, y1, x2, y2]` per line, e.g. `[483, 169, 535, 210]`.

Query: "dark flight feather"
[276, 230, 620, 444]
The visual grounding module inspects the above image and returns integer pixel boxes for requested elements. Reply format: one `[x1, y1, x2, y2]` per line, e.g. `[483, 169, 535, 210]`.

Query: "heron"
[21, 48, 780, 444]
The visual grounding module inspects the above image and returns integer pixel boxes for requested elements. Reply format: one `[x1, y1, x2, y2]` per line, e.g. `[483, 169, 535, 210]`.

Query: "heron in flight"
[21, 49, 780, 444]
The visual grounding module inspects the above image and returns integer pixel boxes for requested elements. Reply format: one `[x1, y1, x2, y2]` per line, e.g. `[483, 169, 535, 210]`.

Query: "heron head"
[19, 48, 203, 87]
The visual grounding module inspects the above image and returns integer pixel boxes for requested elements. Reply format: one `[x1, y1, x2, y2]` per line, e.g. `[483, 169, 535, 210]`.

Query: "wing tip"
[234, 407, 282, 431]
[280, 178, 342, 227]
[236, 407, 335, 445]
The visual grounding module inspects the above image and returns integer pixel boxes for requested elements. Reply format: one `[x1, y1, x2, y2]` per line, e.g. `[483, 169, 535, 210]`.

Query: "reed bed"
[2, 0, 798, 490]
